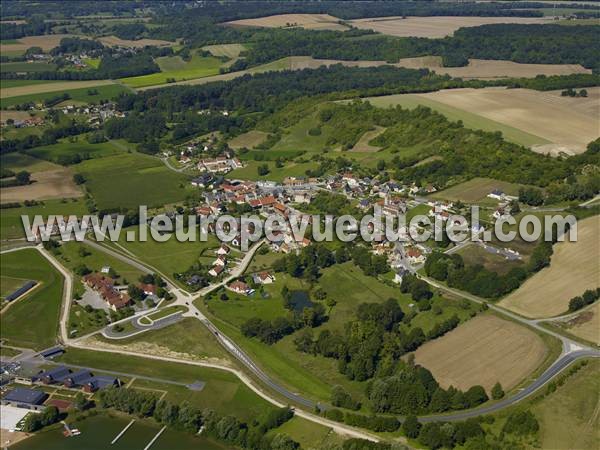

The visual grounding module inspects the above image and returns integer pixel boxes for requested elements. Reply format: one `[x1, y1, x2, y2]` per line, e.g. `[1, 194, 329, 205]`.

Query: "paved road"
[5, 242, 598, 432]
[420, 349, 598, 422]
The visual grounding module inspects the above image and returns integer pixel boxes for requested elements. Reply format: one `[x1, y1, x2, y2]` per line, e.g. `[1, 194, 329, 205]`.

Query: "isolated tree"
[491, 382, 505, 400]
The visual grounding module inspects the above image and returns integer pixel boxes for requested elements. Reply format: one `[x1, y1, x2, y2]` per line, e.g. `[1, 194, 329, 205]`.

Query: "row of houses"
[227, 272, 275, 296]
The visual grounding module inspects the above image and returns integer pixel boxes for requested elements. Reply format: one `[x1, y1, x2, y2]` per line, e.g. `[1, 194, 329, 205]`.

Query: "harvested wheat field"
[349, 16, 549, 38]
[0, 168, 83, 202]
[417, 87, 600, 155]
[1, 80, 115, 99]
[500, 216, 600, 318]
[562, 303, 600, 345]
[350, 126, 386, 152]
[0, 34, 78, 52]
[396, 56, 591, 79]
[225, 13, 348, 31]
[97, 35, 174, 48]
[414, 315, 547, 392]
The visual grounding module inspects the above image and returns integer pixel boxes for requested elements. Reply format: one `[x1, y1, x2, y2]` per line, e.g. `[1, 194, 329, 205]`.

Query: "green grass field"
[120, 54, 224, 88]
[0, 152, 58, 172]
[143, 305, 187, 321]
[362, 93, 550, 148]
[0, 198, 87, 240]
[1, 83, 130, 108]
[203, 262, 479, 403]
[226, 160, 318, 182]
[0, 61, 57, 73]
[56, 347, 276, 420]
[112, 226, 220, 278]
[25, 137, 125, 163]
[269, 416, 343, 449]
[76, 152, 189, 210]
[101, 317, 230, 361]
[532, 359, 600, 450]
[429, 177, 526, 204]
[202, 43, 247, 58]
[0, 248, 63, 349]
[0, 79, 63, 88]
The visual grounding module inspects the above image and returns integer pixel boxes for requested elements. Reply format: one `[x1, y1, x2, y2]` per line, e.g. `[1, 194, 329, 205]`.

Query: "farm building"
[39, 366, 70, 384]
[5, 280, 37, 301]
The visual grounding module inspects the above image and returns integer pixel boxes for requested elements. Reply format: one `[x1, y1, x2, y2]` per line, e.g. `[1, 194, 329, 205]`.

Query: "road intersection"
[1, 239, 598, 440]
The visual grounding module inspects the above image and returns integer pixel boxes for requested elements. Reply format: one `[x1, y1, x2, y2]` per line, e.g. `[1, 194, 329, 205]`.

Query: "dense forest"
[239, 24, 600, 71]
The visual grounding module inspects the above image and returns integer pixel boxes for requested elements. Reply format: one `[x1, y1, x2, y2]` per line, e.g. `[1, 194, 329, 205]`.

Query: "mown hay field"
[0, 167, 83, 202]
[429, 177, 524, 203]
[202, 43, 247, 58]
[414, 314, 548, 392]
[1, 79, 115, 99]
[97, 35, 174, 48]
[349, 15, 550, 38]
[0, 34, 76, 52]
[416, 87, 600, 155]
[562, 302, 600, 345]
[500, 216, 600, 318]
[395, 56, 591, 79]
[225, 13, 348, 31]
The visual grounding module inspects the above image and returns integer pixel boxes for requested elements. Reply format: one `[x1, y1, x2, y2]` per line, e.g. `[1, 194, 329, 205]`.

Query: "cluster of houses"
[208, 244, 231, 277]
[227, 272, 275, 296]
[82, 273, 131, 311]
[197, 156, 244, 174]
[0, 115, 44, 128]
[487, 189, 518, 220]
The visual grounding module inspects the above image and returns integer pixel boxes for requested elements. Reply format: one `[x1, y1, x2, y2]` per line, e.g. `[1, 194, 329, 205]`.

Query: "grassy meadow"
[201, 262, 479, 403]
[0, 249, 63, 349]
[76, 152, 189, 210]
[120, 54, 224, 88]
[1, 82, 130, 108]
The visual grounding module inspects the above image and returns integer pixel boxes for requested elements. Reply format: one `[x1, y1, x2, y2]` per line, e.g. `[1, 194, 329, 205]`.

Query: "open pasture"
[415, 87, 599, 155]
[1, 249, 63, 349]
[429, 177, 524, 203]
[202, 43, 247, 58]
[531, 359, 600, 450]
[414, 314, 548, 392]
[1, 79, 116, 99]
[77, 153, 188, 210]
[349, 15, 550, 38]
[225, 13, 348, 31]
[25, 138, 124, 162]
[0, 198, 87, 240]
[0, 34, 76, 52]
[97, 35, 174, 48]
[362, 91, 549, 148]
[561, 302, 600, 345]
[1, 152, 57, 173]
[228, 130, 269, 149]
[0, 61, 57, 73]
[500, 216, 600, 318]
[1, 82, 129, 108]
[395, 56, 591, 79]
[120, 54, 223, 88]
